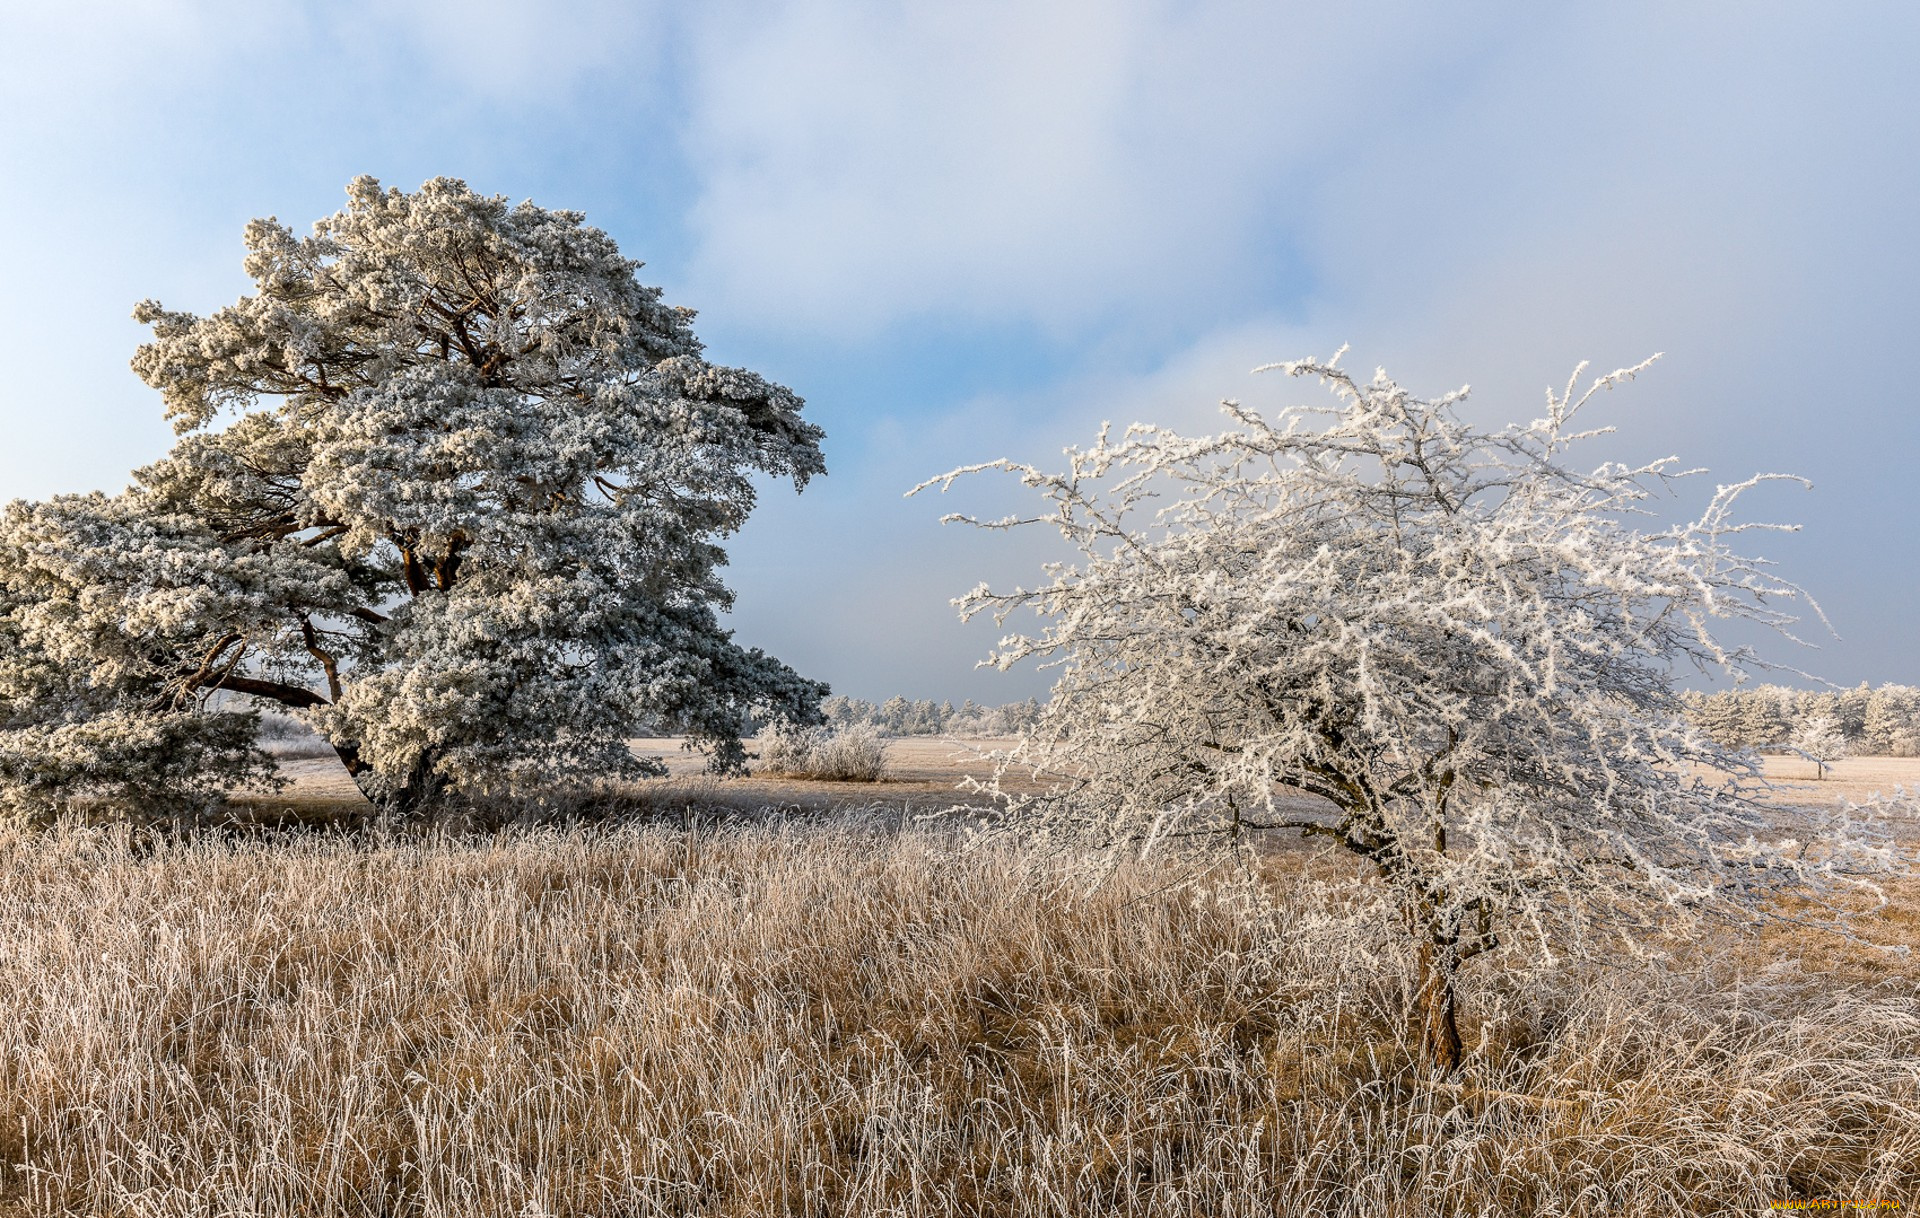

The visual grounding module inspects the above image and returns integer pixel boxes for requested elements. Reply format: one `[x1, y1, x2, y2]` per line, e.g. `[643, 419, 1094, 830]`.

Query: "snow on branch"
[914, 353, 1910, 1070]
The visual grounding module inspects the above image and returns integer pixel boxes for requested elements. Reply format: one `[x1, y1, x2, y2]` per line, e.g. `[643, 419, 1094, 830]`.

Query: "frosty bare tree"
[917, 351, 1904, 1072]
[1793, 714, 1849, 781]
[0, 177, 827, 818]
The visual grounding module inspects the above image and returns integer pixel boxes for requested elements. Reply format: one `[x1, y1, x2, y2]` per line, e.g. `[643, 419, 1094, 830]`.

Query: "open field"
[0, 746, 1913, 1215]
[278, 736, 1920, 817]
[239, 736, 1029, 827]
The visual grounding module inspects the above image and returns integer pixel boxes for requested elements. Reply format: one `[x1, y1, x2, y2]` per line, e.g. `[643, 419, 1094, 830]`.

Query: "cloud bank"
[0, 0, 1913, 700]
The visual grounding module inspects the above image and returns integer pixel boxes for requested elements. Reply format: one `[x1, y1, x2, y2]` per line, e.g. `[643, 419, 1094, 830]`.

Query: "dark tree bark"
[209, 676, 449, 818]
[330, 739, 449, 818]
[1413, 934, 1464, 1075]
[381, 748, 451, 818]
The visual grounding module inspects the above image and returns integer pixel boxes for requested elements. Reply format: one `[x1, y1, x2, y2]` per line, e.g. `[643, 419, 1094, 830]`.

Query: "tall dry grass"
[0, 814, 1912, 1215]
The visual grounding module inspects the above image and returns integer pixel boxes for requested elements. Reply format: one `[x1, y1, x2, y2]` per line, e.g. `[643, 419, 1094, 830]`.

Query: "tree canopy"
[0, 176, 827, 818]
[919, 351, 1905, 1070]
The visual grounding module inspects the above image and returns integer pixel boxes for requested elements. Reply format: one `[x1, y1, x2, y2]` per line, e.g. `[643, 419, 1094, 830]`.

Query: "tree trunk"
[1414, 936, 1464, 1075]
[383, 749, 452, 818]
[331, 740, 450, 820]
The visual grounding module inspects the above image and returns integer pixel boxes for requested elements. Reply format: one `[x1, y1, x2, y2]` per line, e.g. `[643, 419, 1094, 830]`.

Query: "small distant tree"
[1794, 713, 1849, 780]
[0, 176, 827, 820]
[918, 351, 1902, 1073]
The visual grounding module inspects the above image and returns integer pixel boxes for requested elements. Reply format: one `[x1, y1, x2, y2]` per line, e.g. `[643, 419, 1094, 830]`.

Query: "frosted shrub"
[918, 349, 1910, 1072]
[755, 722, 818, 774]
[757, 722, 890, 782]
[1793, 713, 1850, 780]
[254, 713, 338, 761]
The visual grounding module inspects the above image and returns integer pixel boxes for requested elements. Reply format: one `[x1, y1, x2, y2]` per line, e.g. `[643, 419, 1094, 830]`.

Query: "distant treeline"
[831, 687, 1920, 753]
[1679, 684, 1920, 756]
[821, 696, 1043, 738]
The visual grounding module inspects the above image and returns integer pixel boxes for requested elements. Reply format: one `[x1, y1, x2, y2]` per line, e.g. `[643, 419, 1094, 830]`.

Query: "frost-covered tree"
[1685, 684, 1920, 756]
[1834, 682, 1873, 743]
[0, 176, 827, 819]
[1737, 690, 1795, 751]
[1865, 686, 1920, 757]
[918, 351, 1903, 1072]
[1679, 690, 1747, 748]
[1793, 713, 1850, 781]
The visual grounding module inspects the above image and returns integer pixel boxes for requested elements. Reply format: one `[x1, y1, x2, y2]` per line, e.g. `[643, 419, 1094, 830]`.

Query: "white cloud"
[0, 0, 1914, 693]
[697, 0, 1920, 688]
[678, 0, 1506, 339]
[325, 0, 669, 107]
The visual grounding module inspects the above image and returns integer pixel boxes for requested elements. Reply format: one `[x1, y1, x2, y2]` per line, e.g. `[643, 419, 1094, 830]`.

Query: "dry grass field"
[0, 743, 1913, 1215]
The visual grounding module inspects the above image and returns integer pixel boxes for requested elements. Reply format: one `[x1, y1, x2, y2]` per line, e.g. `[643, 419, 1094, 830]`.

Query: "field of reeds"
[0, 760, 1916, 1216]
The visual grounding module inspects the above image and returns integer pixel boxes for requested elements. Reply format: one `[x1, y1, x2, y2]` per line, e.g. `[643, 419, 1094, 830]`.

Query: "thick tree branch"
[300, 615, 345, 703]
[209, 674, 330, 710]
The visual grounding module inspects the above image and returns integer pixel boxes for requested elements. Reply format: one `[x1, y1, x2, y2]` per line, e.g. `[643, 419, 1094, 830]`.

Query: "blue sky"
[2, 1, 1915, 702]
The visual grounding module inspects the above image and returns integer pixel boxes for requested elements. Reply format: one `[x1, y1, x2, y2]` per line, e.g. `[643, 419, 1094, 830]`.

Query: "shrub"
[756, 722, 891, 781]
[254, 713, 342, 761]
[918, 351, 1908, 1073]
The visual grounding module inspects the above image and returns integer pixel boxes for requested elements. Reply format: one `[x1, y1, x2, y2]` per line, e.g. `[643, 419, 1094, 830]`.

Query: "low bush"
[756, 721, 891, 781]
[253, 713, 340, 761]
